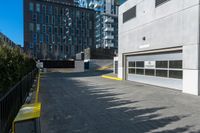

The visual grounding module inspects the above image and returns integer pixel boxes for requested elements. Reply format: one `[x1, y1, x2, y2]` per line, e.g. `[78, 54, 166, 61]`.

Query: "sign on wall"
[145, 61, 155, 69]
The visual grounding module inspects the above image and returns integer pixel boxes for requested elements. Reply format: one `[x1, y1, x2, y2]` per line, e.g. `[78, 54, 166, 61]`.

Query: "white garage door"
[126, 52, 183, 90]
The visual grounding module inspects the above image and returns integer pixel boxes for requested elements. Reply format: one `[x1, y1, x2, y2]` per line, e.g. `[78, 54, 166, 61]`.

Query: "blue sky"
[0, 0, 23, 46]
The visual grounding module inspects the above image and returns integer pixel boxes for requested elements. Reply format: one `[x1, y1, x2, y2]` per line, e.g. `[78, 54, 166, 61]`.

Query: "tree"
[54, 46, 59, 60]
[42, 43, 48, 60]
[0, 41, 36, 93]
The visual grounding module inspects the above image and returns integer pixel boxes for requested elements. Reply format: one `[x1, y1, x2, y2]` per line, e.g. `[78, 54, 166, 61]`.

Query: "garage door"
[126, 52, 183, 90]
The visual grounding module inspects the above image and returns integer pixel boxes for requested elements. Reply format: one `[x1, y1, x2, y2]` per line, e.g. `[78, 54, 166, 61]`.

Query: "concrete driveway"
[40, 71, 200, 133]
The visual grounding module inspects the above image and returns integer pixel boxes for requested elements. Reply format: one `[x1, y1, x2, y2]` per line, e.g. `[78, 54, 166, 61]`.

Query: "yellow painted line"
[101, 75, 122, 81]
[35, 72, 41, 103]
[97, 66, 113, 70]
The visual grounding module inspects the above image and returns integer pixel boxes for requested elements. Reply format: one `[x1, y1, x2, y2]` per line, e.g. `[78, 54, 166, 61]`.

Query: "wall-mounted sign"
[139, 44, 150, 49]
[145, 61, 155, 69]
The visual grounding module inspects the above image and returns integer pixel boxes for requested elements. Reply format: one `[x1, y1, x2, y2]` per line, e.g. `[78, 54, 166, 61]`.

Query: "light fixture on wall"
[142, 36, 146, 41]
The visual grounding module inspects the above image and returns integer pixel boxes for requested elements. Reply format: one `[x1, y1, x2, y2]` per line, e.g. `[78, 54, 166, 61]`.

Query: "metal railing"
[0, 69, 38, 133]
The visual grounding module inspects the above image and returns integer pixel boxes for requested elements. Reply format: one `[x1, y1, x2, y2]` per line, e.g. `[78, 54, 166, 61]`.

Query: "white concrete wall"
[86, 59, 113, 70]
[118, 0, 200, 95]
[113, 57, 118, 74]
[75, 61, 84, 72]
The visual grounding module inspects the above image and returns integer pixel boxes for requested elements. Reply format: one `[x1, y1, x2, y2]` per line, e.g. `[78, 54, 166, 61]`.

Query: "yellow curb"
[101, 75, 122, 81]
[35, 72, 41, 103]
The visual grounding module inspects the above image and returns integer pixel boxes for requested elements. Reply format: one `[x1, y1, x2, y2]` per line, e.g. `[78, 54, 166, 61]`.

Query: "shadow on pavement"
[40, 72, 197, 133]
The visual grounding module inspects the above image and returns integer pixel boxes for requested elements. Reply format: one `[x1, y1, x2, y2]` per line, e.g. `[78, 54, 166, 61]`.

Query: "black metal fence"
[40, 60, 75, 68]
[0, 69, 38, 133]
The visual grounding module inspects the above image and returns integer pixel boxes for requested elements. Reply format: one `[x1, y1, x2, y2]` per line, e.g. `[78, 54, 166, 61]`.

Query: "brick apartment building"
[24, 0, 95, 59]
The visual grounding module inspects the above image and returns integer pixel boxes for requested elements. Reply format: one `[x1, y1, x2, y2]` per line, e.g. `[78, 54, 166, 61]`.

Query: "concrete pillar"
[118, 54, 123, 79]
[182, 45, 200, 95]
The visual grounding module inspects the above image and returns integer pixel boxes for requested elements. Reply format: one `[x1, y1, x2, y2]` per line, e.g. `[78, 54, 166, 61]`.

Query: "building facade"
[24, 0, 95, 59]
[118, 0, 200, 95]
[89, 0, 119, 49]
[0, 32, 16, 47]
[74, 0, 90, 8]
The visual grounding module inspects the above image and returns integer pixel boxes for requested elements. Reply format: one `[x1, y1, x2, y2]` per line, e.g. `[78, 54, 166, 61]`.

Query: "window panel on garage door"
[127, 52, 183, 79]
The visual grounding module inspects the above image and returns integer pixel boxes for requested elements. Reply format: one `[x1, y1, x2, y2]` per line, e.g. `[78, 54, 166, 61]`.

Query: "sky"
[0, 0, 23, 46]
[0, 0, 126, 47]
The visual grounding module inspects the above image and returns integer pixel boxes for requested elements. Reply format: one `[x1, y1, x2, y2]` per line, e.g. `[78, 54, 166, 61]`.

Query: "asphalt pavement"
[40, 70, 200, 133]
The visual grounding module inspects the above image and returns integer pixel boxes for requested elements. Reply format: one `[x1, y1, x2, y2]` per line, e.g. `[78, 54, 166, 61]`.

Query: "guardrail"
[0, 69, 38, 133]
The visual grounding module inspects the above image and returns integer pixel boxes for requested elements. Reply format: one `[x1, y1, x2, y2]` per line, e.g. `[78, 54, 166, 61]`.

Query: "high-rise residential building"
[88, 0, 119, 49]
[74, 0, 90, 8]
[47, 0, 74, 4]
[24, 0, 95, 60]
[86, 0, 125, 49]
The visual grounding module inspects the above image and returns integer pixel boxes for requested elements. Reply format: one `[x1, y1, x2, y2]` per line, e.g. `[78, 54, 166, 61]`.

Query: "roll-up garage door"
[126, 52, 183, 90]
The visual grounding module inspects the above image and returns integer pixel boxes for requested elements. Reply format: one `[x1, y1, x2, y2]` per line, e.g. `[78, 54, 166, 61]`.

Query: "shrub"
[0, 40, 36, 93]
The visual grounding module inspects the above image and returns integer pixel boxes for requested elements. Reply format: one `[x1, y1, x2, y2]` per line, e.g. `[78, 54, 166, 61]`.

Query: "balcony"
[105, 43, 114, 48]
[94, 3, 102, 8]
[89, 2, 94, 8]
[104, 35, 114, 40]
[104, 27, 114, 32]
[104, 18, 114, 23]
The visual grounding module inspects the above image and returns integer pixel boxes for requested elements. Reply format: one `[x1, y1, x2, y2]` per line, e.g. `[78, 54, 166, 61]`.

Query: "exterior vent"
[155, 0, 170, 7]
[123, 6, 136, 23]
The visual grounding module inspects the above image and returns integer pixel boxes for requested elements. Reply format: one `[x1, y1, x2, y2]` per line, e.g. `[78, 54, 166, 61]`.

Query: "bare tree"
[54, 46, 59, 60]
[42, 43, 47, 60]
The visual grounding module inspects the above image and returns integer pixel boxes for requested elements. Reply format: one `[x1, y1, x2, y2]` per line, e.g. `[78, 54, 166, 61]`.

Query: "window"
[155, 0, 170, 7]
[48, 26, 52, 33]
[32, 14, 37, 22]
[46, 15, 49, 24]
[36, 3, 40, 12]
[55, 7, 58, 15]
[145, 69, 155, 76]
[54, 27, 58, 34]
[33, 34, 37, 44]
[56, 36, 60, 43]
[46, 35, 49, 43]
[40, 15, 43, 23]
[123, 6, 136, 23]
[29, 2, 34, 11]
[156, 61, 168, 68]
[60, 45, 63, 53]
[48, 6, 52, 14]
[42, 5, 46, 14]
[136, 61, 144, 68]
[60, 27, 63, 35]
[128, 68, 135, 74]
[52, 16, 55, 24]
[49, 45, 52, 52]
[169, 60, 182, 69]
[29, 43, 33, 49]
[36, 24, 40, 32]
[128, 62, 135, 67]
[169, 70, 182, 79]
[62, 37, 66, 43]
[40, 34, 43, 43]
[52, 35, 55, 43]
[156, 70, 168, 77]
[136, 69, 144, 75]
[29, 23, 34, 31]
[42, 25, 46, 33]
